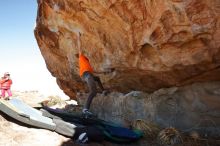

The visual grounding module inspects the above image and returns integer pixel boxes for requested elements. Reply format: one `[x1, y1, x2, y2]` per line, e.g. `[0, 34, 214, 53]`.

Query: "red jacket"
[0, 78, 12, 89]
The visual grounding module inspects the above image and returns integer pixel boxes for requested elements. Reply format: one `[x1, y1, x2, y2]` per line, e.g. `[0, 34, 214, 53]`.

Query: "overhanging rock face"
[34, 0, 220, 98]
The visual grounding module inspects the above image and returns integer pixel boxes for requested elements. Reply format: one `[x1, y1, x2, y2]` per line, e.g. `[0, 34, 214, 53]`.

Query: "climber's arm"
[77, 32, 82, 55]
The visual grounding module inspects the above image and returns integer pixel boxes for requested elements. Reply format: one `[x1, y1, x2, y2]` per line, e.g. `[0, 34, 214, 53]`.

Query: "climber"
[0, 72, 13, 100]
[76, 32, 112, 116]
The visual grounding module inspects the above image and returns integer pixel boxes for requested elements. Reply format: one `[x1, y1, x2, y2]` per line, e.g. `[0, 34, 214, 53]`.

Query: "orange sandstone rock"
[35, 0, 220, 99]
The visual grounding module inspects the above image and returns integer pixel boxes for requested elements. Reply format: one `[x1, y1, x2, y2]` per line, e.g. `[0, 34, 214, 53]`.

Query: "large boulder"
[34, 0, 220, 98]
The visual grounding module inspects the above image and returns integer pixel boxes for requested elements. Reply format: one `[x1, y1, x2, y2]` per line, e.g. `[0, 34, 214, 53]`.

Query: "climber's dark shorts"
[82, 71, 104, 110]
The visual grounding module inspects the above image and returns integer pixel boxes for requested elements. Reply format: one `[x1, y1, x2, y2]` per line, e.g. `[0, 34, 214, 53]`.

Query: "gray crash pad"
[0, 98, 56, 130]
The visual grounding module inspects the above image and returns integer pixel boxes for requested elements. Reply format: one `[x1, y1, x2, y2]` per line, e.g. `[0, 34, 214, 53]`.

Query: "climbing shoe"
[102, 90, 110, 96]
[82, 109, 93, 114]
[82, 109, 98, 119]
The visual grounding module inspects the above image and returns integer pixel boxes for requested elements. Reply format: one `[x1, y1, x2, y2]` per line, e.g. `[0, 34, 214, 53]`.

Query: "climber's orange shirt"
[79, 54, 94, 77]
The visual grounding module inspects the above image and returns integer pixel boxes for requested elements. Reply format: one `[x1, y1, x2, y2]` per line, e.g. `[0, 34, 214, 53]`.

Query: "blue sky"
[0, 1, 37, 58]
[0, 1, 68, 98]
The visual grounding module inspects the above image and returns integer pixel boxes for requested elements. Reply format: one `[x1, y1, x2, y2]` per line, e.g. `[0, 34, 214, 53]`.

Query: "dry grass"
[132, 119, 161, 139]
[64, 104, 83, 113]
[41, 95, 67, 108]
[157, 127, 183, 146]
